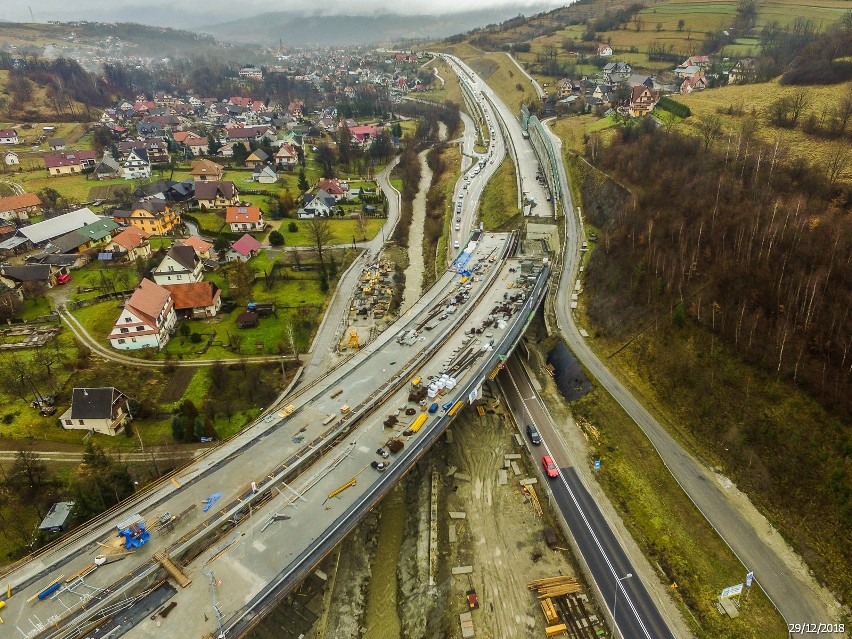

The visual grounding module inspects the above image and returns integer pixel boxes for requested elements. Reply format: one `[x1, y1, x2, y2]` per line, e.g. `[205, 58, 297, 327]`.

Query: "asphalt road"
[539, 117, 841, 633]
[499, 359, 677, 639]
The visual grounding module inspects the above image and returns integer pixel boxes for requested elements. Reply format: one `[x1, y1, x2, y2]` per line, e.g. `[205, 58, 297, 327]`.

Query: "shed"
[237, 311, 259, 328]
[39, 501, 75, 533]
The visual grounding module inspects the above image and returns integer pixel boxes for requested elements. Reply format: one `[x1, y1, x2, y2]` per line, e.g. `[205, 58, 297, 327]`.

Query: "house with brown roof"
[225, 205, 266, 233]
[195, 181, 239, 209]
[629, 85, 657, 117]
[109, 226, 151, 261]
[0, 129, 19, 144]
[108, 278, 177, 350]
[0, 192, 42, 222]
[316, 178, 349, 200]
[274, 143, 298, 169]
[162, 281, 221, 318]
[190, 159, 224, 182]
[151, 244, 203, 285]
[178, 236, 213, 260]
[44, 150, 97, 176]
[112, 201, 181, 235]
[245, 149, 268, 170]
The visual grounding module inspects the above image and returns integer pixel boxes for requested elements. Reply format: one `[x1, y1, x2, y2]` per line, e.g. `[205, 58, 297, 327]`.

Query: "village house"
[44, 150, 97, 176]
[108, 278, 177, 350]
[109, 226, 151, 261]
[151, 244, 203, 285]
[0, 129, 19, 144]
[162, 281, 222, 318]
[4, 150, 19, 165]
[59, 387, 131, 436]
[245, 149, 269, 170]
[239, 67, 263, 80]
[226, 233, 262, 263]
[178, 236, 213, 260]
[728, 58, 757, 84]
[190, 159, 224, 182]
[122, 148, 151, 180]
[226, 205, 266, 233]
[274, 143, 298, 169]
[112, 201, 181, 235]
[603, 62, 632, 85]
[18, 207, 100, 247]
[253, 165, 279, 184]
[0, 264, 62, 290]
[316, 179, 349, 200]
[629, 84, 658, 117]
[93, 153, 121, 180]
[185, 136, 210, 155]
[48, 137, 66, 151]
[195, 181, 240, 209]
[597, 44, 613, 57]
[298, 189, 336, 218]
[0, 192, 42, 222]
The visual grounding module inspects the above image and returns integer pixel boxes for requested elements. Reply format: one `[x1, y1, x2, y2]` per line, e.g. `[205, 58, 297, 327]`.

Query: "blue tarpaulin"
[98, 252, 113, 260]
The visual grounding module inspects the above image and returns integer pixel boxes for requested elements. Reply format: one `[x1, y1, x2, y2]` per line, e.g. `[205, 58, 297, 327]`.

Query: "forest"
[580, 121, 851, 597]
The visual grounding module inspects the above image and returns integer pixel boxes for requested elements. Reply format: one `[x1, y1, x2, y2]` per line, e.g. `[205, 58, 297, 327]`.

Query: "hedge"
[656, 96, 692, 118]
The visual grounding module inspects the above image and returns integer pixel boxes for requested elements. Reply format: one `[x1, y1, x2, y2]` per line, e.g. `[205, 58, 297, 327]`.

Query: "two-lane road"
[499, 357, 677, 639]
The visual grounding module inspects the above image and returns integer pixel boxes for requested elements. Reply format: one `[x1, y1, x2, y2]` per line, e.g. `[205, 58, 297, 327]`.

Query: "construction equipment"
[540, 598, 559, 624]
[347, 328, 360, 349]
[277, 404, 296, 418]
[115, 514, 150, 549]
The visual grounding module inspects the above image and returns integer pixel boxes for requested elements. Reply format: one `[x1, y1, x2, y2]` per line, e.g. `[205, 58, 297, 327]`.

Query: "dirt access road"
[443, 404, 587, 638]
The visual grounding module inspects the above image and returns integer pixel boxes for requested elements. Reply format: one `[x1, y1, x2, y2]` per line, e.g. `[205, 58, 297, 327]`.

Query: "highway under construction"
[1, 231, 551, 639]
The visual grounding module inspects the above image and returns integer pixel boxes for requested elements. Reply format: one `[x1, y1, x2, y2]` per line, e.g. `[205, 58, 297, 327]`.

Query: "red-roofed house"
[275, 143, 298, 169]
[226, 234, 263, 263]
[162, 281, 222, 318]
[178, 236, 213, 260]
[44, 150, 97, 176]
[0, 192, 42, 221]
[288, 101, 303, 118]
[108, 226, 151, 261]
[316, 178, 349, 200]
[108, 278, 177, 350]
[226, 206, 266, 232]
[0, 129, 19, 144]
[349, 125, 383, 146]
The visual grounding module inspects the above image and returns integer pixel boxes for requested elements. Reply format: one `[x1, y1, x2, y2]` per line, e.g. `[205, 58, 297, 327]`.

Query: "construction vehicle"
[370, 461, 389, 472]
[466, 588, 479, 609]
[277, 404, 296, 418]
[387, 438, 404, 453]
[347, 328, 360, 349]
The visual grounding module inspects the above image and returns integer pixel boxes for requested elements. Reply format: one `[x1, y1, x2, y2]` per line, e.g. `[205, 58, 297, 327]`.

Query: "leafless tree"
[305, 216, 334, 270]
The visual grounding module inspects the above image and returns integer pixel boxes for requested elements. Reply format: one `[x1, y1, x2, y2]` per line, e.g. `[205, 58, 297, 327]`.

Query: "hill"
[0, 21, 259, 64]
[201, 6, 556, 46]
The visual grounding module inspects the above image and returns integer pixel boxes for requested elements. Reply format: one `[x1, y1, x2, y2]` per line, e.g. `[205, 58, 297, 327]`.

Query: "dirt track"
[442, 400, 581, 638]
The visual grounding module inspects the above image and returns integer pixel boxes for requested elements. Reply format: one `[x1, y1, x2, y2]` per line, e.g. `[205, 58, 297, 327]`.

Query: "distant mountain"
[201, 6, 558, 46]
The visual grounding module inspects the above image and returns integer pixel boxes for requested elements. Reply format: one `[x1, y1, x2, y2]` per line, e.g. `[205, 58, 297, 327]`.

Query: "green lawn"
[20, 297, 53, 319]
[479, 157, 521, 230]
[282, 218, 385, 247]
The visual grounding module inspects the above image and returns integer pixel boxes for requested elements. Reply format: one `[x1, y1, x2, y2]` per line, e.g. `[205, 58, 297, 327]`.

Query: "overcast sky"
[5, 0, 568, 26]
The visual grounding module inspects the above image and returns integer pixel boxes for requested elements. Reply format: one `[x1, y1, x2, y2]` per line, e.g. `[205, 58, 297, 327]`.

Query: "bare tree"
[698, 115, 724, 150]
[305, 216, 334, 270]
[283, 319, 300, 362]
[824, 143, 851, 187]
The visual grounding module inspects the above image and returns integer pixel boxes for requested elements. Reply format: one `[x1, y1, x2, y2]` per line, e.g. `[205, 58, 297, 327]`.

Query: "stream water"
[362, 485, 406, 638]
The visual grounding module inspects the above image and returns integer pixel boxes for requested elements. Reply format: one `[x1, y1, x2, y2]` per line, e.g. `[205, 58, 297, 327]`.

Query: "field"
[273, 217, 385, 247]
[676, 79, 852, 176]
[419, 57, 466, 110]
[478, 155, 521, 230]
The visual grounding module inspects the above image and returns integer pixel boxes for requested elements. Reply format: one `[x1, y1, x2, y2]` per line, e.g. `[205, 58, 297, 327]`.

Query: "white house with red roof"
[0, 129, 19, 144]
[108, 278, 177, 350]
[226, 206, 266, 233]
[109, 226, 151, 261]
[226, 234, 263, 263]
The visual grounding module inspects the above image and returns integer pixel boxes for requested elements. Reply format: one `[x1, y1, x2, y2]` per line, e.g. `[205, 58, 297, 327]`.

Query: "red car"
[542, 455, 559, 478]
[56, 272, 72, 285]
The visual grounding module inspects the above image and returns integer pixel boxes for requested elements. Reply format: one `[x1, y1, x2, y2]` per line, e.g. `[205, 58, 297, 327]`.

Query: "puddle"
[547, 342, 593, 401]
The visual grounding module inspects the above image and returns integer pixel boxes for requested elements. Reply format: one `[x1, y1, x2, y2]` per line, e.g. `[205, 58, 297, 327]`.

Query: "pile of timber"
[528, 576, 581, 599]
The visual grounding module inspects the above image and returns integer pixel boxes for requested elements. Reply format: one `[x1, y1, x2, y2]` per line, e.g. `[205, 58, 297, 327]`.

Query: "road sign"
[720, 583, 743, 599]
[593, 460, 601, 470]
[745, 571, 754, 588]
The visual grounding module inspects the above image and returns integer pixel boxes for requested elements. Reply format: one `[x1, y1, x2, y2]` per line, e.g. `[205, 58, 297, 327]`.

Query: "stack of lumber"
[540, 597, 559, 623]
[527, 576, 581, 598]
